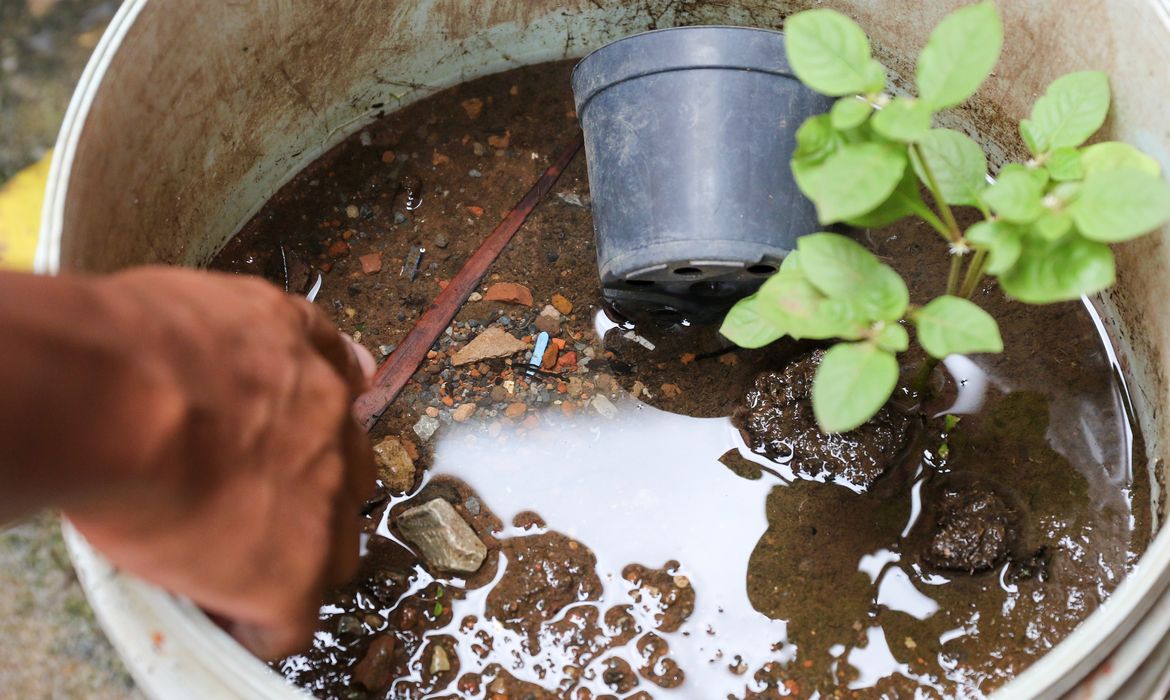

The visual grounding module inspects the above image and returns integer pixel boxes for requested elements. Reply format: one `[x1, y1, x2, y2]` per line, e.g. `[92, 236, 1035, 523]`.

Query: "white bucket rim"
[40, 0, 1170, 697]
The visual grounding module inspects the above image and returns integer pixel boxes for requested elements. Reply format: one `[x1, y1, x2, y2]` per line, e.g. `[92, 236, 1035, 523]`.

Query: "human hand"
[61, 267, 376, 660]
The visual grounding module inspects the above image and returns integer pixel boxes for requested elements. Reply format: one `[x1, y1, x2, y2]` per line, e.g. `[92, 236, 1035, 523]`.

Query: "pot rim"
[39, 1, 1170, 698]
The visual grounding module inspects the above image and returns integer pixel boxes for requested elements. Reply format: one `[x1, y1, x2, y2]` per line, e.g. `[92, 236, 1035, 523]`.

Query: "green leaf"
[966, 220, 1022, 275]
[1069, 168, 1170, 242]
[757, 272, 865, 340]
[812, 342, 899, 433]
[999, 235, 1115, 303]
[720, 294, 786, 348]
[785, 9, 886, 96]
[1081, 142, 1162, 177]
[831, 97, 873, 130]
[793, 114, 844, 164]
[804, 143, 908, 224]
[983, 166, 1045, 223]
[912, 128, 988, 206]
[844, 168, 925, 228]
[915, 1, 1003, 110]
[1033, 210, 1073, 241]
[1019, 71, 1110, 154]
[871, 97, 933, 142]
[780, 251, 801, 273]
[796, 233, 909, 321]
[914, 296, 1004, 358]
[1044, 148, 1084, 181]
[875, 323, 910, 352]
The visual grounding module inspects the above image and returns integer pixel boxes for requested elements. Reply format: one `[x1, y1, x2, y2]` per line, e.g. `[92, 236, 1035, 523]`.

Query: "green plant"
[721, 1, 1170, 433]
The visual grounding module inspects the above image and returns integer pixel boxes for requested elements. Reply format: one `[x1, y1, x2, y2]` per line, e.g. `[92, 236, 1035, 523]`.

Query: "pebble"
[490, 385, 510, 402]
[473, 142, 486, 156]
[382, 150, 397, 163]
[434, 232, 449, 248]
[451, 327, 528, 365]
[468, 292, 483, 302]
[452, 403, 477, 422]
[591, 394, 618, 419]
[359, 131, 373, 146]
[379, 344, 397, 356]
[546, 250, 559, 263]
[372, 436, 416, 492]
[359, 252, 383, 274]
[534, 315, 560, 335]
[505, 403, 527, 418]
[461, 97, 484, 119]
[556, 192, 590, 208]
[484, 282, 533, 306]
[352, 635, 397, 692]
[393, 211, 407, 224]
[430, 645, 451, 674]
[468, 169, 483, 178]
[413, 415, 440, 441]
[464, 496, 482, 516]
[346, 204, 360, 219]
[467, 205, 485, 217]
[426, 406, 440, 418]
[498, 315, 512, 327]
[551, 293, 573, 315]
[396, 498, 487, 573]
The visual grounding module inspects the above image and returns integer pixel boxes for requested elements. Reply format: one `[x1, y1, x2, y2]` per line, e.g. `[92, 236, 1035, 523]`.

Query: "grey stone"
[396, 499, 487, 574]
[591, 394, 618, 419]
[413, 415, 440, 441]
[464, 496, 482, 515]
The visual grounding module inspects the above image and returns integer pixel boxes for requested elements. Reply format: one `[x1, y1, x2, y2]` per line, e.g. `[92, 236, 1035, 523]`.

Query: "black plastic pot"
[572, 26, 832, 323]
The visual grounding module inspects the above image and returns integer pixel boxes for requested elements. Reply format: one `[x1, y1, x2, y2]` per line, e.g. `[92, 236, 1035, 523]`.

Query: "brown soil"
[211, 60, 1152, 699]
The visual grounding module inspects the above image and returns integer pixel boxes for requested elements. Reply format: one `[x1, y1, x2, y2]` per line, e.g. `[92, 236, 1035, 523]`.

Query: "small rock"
[472, 142, 486, 156]
[381, 150, 397, 163]
[397, 498, 487, 573]
[432, 151, 450, 166]
[453, 403, 477, 422]
[541, 345, 559, 370]
[379, 344, 396, 356]
[425, 406, 440, 418]
[660, 383, 683, 399]
[451, 327, 528, 365]
[465, 496, 482, 515]
[505, 403, 527, 418]
[551, 293, 574, 315]
[719, 353, 739, 366]
[556, 192, 589, 208]
[352, 635, 397, 692]
[490, 385, 510, 402]
[372, 437, 416, 492]
[393, 211, 407, 225]
[468, 169, 483, 178]
[434, 233, 449, 249]
[555, 351, 578, 371]
[359, 252, 383, 275]
[467, 204, 485, 217]
[534, 315, 561, 335]
[487, 130, 511, 149]
[540, 304, 561, 319]
[336, 614, 362, 636]
[346, 204, 360, 219]
[468, 292, 483, 302]
[430, 645, 452, 674]
[546, 250, 560, 263]
[359, 131, 373, 147]
[484, 282, 534, 307]
[592, 394, 618, 419]
[461, 97, 484, 120]
[413, 415, 440, 441]
[327, 240, 350, 258]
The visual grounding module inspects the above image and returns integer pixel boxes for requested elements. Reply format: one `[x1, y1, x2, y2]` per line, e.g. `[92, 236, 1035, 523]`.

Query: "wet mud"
[211, 61, 1152, 699]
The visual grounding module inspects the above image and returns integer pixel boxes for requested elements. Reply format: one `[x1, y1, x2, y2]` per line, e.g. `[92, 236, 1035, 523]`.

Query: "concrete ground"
[1, 1, 143, 697]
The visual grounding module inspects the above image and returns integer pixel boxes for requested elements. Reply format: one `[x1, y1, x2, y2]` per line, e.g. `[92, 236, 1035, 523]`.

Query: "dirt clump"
[922, 485, 1016, 573]
[740, 350, 912, 492]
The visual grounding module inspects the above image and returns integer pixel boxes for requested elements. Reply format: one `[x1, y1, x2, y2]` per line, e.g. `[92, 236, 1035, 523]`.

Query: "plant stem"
[913, 356, 940, 395]
[946, 254, 963, 297]
[959, 250, 989, 298]
[910, 144, 963, 243]
[907, 199, 952, 243]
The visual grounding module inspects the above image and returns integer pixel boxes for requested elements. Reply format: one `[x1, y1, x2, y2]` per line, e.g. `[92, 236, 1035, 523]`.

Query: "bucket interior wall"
[42, 0, 1170, 695]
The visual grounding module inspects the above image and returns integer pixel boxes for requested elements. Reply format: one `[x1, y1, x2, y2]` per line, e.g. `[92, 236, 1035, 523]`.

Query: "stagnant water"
[212, 61, 1151, 698]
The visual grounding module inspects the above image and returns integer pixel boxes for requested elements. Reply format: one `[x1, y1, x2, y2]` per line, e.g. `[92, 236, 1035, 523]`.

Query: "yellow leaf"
[0, 151, 51, 272]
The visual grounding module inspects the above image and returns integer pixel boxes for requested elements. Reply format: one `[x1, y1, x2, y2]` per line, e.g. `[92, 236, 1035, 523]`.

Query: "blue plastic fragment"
[528, 331, 550, 375]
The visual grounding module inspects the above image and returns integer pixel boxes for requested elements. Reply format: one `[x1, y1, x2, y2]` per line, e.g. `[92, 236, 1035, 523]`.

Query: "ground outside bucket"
[571, 26, 832, 323]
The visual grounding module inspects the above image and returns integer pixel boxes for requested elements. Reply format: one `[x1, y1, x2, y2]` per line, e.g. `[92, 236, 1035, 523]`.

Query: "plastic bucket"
[571, 26, 831, 322]
[40, 1, 1170, 698]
